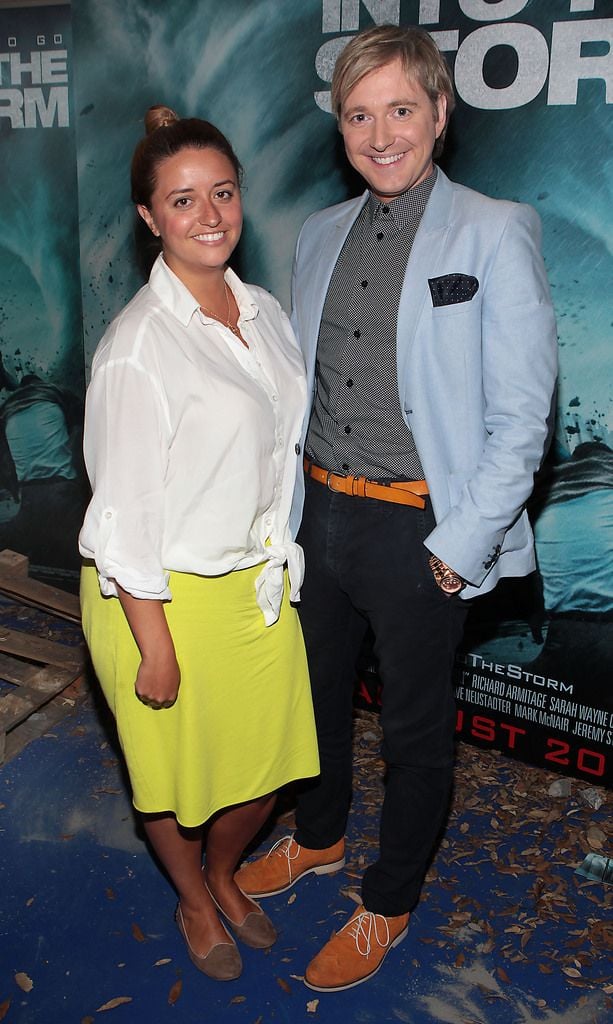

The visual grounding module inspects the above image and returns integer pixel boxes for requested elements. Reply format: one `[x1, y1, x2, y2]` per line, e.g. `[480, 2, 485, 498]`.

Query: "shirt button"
[353, 329, 361, 339]
[346, 379, 353, 387]
[361, 280, 368, 288]
[377, 232, 384, 240]
[294, 443, 301, 455]
[342, 463, 349, 471]
[382, 205, 390, 214]
[104, 510, 113, 519]
[344, 425, 351, 434]
[271, 393, 279, 402]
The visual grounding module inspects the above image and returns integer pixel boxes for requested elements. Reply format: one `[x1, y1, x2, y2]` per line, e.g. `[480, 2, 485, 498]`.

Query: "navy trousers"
[294, 474, 468, 916]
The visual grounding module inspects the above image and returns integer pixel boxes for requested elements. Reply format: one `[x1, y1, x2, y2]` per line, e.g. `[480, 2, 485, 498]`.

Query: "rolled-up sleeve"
[79, 348, 172, 600]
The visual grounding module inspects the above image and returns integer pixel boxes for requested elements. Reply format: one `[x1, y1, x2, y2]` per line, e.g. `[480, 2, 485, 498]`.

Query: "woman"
[79, 106, 319, 981]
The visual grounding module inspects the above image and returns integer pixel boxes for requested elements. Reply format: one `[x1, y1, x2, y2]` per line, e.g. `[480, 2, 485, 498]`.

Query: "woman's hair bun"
[144, 104, 180, 135]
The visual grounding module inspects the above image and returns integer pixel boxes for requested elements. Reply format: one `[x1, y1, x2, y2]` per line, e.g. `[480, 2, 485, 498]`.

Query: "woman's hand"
[134, 649, 181, 710]
[115, 584, 181, 711]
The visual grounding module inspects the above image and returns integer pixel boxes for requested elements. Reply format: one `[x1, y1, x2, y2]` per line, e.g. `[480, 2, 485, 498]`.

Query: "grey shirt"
[305, 168, 437, 480]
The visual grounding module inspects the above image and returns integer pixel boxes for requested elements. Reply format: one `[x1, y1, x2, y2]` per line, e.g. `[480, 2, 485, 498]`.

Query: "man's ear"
[434, 94, 447, 139]
[137, 204, 160, 237]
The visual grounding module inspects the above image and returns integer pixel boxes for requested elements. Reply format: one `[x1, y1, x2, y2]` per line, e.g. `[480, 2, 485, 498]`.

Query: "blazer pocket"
[429, 274, 479, 308]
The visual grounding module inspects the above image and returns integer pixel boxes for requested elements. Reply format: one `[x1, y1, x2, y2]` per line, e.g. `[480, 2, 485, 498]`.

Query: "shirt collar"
[366, 166, 438, 230]
[148, 254, 259, 328]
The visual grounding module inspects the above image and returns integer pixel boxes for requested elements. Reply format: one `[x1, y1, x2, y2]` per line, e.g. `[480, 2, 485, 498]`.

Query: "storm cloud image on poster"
[70, 1, 611, 719]
[0, 3, 86, 582]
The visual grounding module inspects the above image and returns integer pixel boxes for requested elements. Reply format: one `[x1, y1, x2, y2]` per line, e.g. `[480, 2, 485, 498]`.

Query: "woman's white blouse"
[79, 255, 307, 625]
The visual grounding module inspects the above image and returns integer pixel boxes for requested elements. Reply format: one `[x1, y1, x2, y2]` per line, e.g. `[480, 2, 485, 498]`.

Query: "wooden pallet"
[0, 550, 85, 764]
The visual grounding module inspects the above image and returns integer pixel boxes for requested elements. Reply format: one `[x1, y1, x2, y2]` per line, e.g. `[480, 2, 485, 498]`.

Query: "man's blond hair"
[331, 25, 455, 158]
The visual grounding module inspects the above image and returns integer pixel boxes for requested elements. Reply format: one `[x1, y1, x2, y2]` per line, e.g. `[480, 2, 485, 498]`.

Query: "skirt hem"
[131, 765, 320, 830]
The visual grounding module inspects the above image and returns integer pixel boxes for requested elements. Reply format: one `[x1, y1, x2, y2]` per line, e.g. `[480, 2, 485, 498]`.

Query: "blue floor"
[1, 688, 611, 1024]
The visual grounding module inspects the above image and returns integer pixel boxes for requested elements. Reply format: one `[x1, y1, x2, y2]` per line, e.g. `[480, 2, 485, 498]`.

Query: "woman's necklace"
[200, 283, 248, 348]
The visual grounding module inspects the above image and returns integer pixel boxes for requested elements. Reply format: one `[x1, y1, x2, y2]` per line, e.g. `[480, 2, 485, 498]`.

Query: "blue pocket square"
[428, 274, 479, 307]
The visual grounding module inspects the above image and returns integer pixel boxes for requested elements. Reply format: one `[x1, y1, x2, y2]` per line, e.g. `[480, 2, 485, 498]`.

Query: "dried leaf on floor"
[154, 958, 172, 967]
[306, 998, 320, 1013]
[586, 827, 606, 850]
[0, 1000, 11, 1022]
[131, 922, 146, 943]
[339, 887, 362, 905]
[276, 977, 291, 994]
[167, 980, 182, 1005]
[229, 996, 246, 1004]
[96, 996, 133, 1011]
[15, 973, 33, 993]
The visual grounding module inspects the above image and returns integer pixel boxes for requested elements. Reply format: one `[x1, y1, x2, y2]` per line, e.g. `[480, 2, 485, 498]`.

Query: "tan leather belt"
[304, 457, 428, 509]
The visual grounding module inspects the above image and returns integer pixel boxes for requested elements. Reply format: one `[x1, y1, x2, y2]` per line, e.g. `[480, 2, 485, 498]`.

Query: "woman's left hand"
[115, 583, 181, 710]
[134, 650, 181, 710]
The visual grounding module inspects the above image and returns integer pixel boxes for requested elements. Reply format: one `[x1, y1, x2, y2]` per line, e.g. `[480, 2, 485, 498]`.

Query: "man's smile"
[370, 152, 407, 165]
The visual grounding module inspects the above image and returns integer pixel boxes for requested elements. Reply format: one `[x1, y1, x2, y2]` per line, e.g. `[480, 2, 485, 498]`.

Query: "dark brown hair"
[130, 104, 243, 207]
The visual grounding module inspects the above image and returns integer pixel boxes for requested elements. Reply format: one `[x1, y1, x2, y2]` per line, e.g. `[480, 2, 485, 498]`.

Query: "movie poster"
[72, 0, 611, 781]
[0, 1, 86, 587]
[423, 0, 612, 785]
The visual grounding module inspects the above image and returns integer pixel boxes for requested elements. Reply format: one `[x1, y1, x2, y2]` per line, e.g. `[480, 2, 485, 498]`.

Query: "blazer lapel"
[299, 192, 368, 372]
[396, 168, 455, 386]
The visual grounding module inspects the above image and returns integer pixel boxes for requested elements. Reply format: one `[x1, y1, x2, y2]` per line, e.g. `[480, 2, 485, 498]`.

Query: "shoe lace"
[342, 910, 390, 957]
[266, 834, 299, 863]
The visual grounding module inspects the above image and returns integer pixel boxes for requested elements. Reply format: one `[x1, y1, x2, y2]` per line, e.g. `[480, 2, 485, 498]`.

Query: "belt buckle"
[325, 470, 335, 492]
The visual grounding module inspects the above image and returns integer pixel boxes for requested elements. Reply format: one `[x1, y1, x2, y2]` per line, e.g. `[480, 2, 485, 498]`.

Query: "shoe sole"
[303, 925, 409, 993]
[243, 856, 346, 899]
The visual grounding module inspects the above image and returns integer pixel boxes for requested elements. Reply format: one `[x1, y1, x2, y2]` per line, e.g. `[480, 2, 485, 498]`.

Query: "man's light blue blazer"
[289, 168, 558, 600]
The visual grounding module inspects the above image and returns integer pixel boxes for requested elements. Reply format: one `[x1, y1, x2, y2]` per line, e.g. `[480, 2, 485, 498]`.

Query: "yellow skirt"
[80, 563, 319, 827]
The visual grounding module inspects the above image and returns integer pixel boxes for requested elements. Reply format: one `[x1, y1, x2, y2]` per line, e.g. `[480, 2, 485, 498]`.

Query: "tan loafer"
[204, 881, 277, 949]
[175, 904, 242, 981]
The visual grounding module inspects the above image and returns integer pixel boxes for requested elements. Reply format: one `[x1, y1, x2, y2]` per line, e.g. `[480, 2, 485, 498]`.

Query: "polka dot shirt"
[305, 169, 437, 481]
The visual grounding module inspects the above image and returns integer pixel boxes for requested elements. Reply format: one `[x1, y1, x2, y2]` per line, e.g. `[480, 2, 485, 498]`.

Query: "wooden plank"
[1, 674, 86, 765]
[0, 682, 80, 767]
[0, 550, 29, 577]
[21, 665, 76, 696]
[0, 689, 41, 725]
[0, 651, 39, 685]
[0, 627, 84, 671]
[0, 668, 76, 726]
[0, 574, 81, 622]
[0, 560, 86, 764]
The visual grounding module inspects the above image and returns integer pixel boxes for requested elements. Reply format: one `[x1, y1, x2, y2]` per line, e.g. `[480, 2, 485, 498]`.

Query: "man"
[237, 25, 557, 991]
